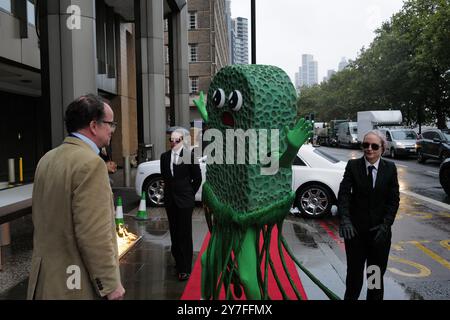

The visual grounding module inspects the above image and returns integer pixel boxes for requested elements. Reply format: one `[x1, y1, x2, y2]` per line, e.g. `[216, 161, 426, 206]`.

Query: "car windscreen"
[443, 131, 450, 141]
[391, 130, 417, 140]
[313, 149, 340, 164]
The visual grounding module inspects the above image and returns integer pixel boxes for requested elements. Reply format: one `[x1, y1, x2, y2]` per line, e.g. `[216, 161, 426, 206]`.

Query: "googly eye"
[228, 90, 243, 111]
[212, 89, 226, 108]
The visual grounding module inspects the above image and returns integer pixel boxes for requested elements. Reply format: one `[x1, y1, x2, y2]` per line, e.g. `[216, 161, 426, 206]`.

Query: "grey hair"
[363, 129, 387, 152]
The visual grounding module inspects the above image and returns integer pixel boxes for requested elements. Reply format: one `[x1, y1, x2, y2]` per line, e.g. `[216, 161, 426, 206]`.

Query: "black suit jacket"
[160, 148, 202, 209]
[338, 157, 400, 233]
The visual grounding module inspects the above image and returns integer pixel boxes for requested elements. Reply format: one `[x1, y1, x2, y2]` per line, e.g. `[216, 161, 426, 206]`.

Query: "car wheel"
[295, 184, 333, 219]
[143, 176, 165, 207]
[390, 148, 396, 159]
[417, 150, 426, 163]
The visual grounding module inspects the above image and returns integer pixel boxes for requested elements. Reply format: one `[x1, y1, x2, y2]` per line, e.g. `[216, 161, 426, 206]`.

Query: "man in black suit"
[338, 130, 400, 300]
[160, 129, 202, 281]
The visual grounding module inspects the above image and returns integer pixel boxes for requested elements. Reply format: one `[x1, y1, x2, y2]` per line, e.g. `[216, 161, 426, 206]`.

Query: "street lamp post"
[251, 0, 256, 64]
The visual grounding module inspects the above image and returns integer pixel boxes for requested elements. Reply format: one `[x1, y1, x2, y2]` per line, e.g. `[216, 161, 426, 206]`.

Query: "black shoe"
[178, 273, 190, 281]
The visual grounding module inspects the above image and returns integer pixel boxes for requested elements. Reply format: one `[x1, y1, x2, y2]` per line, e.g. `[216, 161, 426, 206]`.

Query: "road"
[287, 146, 450, 300]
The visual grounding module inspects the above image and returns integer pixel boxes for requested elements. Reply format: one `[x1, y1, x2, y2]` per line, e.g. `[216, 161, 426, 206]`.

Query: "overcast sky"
[230, 0, 405, 83]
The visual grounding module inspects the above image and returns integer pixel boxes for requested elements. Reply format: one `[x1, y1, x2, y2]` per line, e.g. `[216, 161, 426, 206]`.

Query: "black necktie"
[368, 165, 375, 189]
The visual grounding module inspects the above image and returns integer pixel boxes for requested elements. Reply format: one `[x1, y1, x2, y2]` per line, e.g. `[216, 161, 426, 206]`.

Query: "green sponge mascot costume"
[194, 64, 339, 300]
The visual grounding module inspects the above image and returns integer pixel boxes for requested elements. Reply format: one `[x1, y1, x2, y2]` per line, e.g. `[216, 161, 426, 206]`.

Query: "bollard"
[19, 157, 23, 184]
[8, 158, 15, 185]
[0, 223, 11, 246]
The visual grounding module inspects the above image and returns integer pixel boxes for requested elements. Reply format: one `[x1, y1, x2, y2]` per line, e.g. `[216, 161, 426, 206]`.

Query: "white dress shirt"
[170, 146, 183, 176]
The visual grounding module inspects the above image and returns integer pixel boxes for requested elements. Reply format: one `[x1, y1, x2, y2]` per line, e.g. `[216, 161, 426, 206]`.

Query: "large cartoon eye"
[228, 90, 243, 111]
[212, 89, 226, 108]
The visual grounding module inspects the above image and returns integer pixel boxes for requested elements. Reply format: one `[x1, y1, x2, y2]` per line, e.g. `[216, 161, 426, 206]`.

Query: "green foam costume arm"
[193, 91, 209, 123]
[279, 118, 312, 168]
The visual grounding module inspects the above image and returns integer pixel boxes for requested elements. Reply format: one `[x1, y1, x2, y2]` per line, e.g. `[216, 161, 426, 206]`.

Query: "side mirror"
[433, 138, 441, 143]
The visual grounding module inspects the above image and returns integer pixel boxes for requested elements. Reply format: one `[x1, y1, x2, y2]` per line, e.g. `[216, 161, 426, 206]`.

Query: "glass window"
[430, 132, 440, 140]
[189, 11, 197, 29]
[164, 19, 168, 32]
[0, 0, 11, 12]
[165, 78, 170, 94]
[190, 77, 199, 94]
[422, 132, 433, 139]
[385, 131, 392, 141]
[27, 0, 35, 26]
[442, 130, 450, 141]
[189, 44, 198, 62]
[391, 130, 417, 140]
[165, 46, 169, 64]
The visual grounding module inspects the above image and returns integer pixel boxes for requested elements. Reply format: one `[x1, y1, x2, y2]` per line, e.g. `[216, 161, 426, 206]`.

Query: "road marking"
[426, 171, 439, 176]
[406, 241, 450, 270]
[401, 190, 450, 211]
[396, 164, 408, 168]
[388, 255, 431, 277]
[440, 240, 450, 250]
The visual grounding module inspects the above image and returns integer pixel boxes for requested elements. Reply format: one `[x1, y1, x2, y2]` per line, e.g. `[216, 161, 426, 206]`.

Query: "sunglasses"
[362, 142, 381, 151]
[170, 138, 182, 143]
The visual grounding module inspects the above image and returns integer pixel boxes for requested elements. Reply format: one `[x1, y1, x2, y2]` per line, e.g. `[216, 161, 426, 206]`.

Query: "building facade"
[165, 0, 230, 123]
[0, 0, 190, 183]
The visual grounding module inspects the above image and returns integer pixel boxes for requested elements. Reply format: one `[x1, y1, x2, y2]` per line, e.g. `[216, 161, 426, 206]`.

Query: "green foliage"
[297, 0, 450, 128]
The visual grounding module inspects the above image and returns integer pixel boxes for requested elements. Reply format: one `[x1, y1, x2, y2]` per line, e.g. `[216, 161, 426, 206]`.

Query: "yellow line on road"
[408, 241, 450, 270]
[388, 255, 431, 277]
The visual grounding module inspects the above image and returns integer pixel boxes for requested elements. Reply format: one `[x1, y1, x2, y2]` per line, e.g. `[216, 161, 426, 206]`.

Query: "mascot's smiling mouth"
[222, 111, 235, 127]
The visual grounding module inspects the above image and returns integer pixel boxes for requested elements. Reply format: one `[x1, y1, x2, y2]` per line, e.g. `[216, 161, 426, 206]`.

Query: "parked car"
[416, 129, 450, 163]
[135, 144, 346, 218]
[379, 128, 417, 158]
[440, 158, 450, 196]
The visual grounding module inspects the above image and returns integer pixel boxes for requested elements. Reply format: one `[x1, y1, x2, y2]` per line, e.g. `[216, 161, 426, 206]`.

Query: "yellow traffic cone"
[135, 191, 149, 220]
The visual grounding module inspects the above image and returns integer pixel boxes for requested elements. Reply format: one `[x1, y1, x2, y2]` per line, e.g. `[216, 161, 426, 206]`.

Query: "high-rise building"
[338, 57, 349, 71]
[299, 54, 318, 88]
[232, 17, 249, 64]
[225, 1, 233, 63]
[323, 69, 336, 82]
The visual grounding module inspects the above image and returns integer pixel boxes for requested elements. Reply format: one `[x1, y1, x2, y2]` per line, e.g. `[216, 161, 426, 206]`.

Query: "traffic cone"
[115, 196, 124, 225]
[115, 196, 124, 237]
[135, 191, 149, 220]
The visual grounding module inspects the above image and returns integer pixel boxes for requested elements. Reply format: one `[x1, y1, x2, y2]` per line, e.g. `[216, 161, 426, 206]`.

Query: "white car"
[135, 144, 346, 218]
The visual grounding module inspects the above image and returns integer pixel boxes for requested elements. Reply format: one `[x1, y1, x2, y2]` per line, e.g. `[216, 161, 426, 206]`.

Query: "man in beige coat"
[28, 94, 125, 300]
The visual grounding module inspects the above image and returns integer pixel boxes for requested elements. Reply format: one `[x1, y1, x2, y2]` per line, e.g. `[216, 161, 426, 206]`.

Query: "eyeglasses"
[100, 120, 117, 131]
[170, 138, 182, 143]
[362, 142, 381, 150]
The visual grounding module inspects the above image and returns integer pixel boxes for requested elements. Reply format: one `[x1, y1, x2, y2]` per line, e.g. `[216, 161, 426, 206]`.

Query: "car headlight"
[396, 142, 404, 147]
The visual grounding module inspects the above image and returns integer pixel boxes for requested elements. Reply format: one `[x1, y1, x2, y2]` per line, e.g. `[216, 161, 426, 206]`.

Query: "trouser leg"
[344, 235, 368, 300]
[166, 205, 180, 266]
[176, 207, 193, 274]
[366, 235, 391, 300]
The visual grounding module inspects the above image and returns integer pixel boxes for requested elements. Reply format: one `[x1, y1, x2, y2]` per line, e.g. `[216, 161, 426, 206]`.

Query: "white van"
[379, 128, 417, 158]
[337, 122, 359, 148]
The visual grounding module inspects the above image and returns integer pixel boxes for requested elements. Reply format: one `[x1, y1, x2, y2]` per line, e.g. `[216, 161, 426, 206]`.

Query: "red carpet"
[181, 226, 308, 300]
